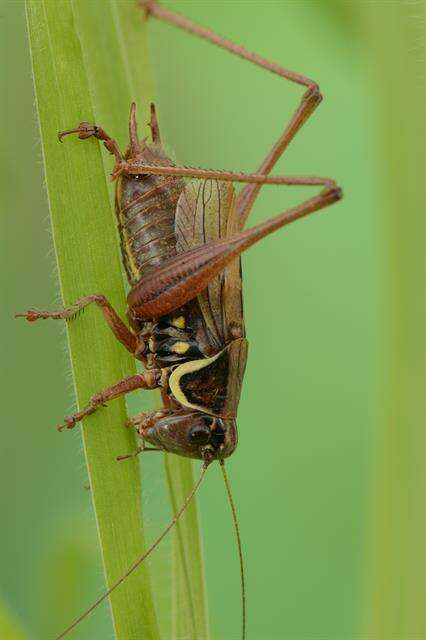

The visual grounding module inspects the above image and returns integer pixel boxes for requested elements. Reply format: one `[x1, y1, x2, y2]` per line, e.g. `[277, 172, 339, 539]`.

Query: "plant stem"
[26, 1, 159, 638]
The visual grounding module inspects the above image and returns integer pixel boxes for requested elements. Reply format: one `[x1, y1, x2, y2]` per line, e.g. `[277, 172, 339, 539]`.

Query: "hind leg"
[141, 1, 325, 225]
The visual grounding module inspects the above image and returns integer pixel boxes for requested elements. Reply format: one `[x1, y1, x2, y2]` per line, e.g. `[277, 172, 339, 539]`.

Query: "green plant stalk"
[360, 3, 426, 638]
[165, 456, 210, 640]
[26, 1, 159, 638]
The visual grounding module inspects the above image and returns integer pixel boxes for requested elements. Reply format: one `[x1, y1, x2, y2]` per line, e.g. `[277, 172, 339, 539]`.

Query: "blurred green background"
[2, 1, 425, 639]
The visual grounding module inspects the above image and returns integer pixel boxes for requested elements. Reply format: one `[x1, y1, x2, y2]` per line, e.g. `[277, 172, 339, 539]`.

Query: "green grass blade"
[360, 2, 426, 637]
[72, 0, 153, 155]
[26, 2, 159, 638]
[165, 456, 210, 640]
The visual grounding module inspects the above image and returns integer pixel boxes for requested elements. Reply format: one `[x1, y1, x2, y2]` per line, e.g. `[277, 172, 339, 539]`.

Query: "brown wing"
[175, 179, 245, 349]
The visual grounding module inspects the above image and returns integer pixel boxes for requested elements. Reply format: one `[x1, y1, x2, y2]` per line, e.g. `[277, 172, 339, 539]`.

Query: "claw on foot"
[58, 123, 99, 143]
[58, 121, 125, 180]
[116, 449, 142, 462]
[15, 309, 43, 322]
[57, 416, 76, 432]
[15, 308, 78, 322]
[117, 445, 161, 461]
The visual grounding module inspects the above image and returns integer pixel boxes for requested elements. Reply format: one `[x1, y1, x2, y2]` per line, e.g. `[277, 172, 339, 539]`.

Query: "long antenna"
[220, 460, 246, 640]
[55, 461, 210, 640]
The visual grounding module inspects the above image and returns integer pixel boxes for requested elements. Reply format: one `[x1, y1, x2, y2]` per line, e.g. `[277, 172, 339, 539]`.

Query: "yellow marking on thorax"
[171, 315, 186, 329]
[172, 341, 190, 355]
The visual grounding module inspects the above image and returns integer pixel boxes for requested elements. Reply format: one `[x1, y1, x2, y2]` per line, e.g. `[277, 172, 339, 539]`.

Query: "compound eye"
[188, 422, 211, 445]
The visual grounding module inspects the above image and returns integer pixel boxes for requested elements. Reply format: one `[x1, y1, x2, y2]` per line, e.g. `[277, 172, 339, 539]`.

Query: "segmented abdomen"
[116, 171, 185, 286]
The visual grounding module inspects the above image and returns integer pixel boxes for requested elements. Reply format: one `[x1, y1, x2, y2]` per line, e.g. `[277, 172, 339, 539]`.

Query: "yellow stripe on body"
[116, 177, 142, 282]
[169, 349, 223, 414]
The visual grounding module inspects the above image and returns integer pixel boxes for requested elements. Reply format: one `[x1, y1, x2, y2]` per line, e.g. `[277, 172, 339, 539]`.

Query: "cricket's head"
[143, 411, 238, 460]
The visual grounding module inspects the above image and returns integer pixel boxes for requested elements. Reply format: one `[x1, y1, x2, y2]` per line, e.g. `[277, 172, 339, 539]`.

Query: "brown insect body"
[114, 111, 246, 460]
[116, 142, 184, 286]
[17, 3, 344, 637]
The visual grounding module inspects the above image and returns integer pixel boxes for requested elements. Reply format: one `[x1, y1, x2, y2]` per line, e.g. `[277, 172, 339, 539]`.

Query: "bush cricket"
[17, 1, 343, 638]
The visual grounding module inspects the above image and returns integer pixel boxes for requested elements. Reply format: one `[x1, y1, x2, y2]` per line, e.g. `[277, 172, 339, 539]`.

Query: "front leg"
[58, 121, 126, 179]
[58, 103, 155, 179]
[58, 370, 162, 431]
[126, 408, 172, 429]
[117, 409, 173, 460]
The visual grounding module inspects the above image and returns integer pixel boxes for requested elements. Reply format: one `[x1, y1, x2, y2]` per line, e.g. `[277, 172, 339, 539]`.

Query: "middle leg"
[16, 294, 138, 356]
